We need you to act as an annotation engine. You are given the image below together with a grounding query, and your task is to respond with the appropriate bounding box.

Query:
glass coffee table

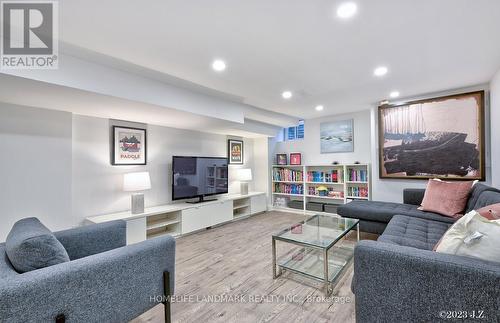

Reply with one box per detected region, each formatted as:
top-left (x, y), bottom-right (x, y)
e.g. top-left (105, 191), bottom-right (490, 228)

top-left (272, 214), bottom-right (359, 295)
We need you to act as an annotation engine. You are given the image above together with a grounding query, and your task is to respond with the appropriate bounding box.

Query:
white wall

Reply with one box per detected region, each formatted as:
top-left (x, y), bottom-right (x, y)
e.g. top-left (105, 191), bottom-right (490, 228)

top-left (0, 104), bottom-right (73, 240)
top-left (271, 86), bottom-right (492, 203)
top-left (272, 110), bottom-right (371, 165)
top-left (0, 104), bottom-right (262, 241)
top-left (72, 115), bottom-right (256, 225)
top-left (271, 107), bottom-right (437, 203)
top-left (252, 137), bottom-right (270, 204)
top-left (490, 68), bottom-right (500, 187)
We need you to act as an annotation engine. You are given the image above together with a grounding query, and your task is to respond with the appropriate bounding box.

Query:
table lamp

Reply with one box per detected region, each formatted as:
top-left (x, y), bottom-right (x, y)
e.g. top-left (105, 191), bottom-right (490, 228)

top-left (123, 172), bottom-right (151, 214)
top-left (237, 168), bottom-right (252, 195)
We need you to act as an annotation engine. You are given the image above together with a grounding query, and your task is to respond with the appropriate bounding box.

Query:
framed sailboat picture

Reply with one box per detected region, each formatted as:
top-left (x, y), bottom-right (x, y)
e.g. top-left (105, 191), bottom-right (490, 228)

top-left (378, 91), bottom-right (485, 180)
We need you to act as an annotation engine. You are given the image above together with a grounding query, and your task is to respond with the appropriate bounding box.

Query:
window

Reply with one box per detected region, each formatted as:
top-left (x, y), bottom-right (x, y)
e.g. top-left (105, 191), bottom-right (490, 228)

top-left (287, 126), bottom-right (296, 140)
top-left (283, 120), bottom-right (304, 141)
top-left (296, 120), bottom-right (304, 139)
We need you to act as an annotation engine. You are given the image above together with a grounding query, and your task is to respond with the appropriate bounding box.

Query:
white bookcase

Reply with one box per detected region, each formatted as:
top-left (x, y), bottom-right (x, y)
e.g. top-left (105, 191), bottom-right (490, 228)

top-left (271, 164), bottom-right (370, 214)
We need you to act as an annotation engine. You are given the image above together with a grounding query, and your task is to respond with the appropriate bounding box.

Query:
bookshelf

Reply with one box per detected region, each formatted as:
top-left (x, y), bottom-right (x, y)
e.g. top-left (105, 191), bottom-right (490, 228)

top-left (271, 164), bottom-right (371, 214)
top-left (344, 164), bottom-right (370, 201)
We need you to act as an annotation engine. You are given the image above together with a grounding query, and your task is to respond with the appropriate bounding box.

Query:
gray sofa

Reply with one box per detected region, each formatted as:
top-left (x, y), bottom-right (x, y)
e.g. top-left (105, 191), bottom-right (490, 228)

top-left (338, 183), bottom-right (500, 234)
top-left (339, 184), bottom-right (500, 322)
top-left (0, 220), bottom-right (176, 323)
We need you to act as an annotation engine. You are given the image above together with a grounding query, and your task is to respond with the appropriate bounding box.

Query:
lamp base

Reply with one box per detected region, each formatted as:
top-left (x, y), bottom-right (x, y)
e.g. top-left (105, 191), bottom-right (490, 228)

top-left (131, 193), bottom-right (145, 214)
top-left (240, 182), bottom-right (249, 195)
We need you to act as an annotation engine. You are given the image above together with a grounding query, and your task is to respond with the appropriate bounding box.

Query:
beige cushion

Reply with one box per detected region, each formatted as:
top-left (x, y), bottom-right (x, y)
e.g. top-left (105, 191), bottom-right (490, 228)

top-left (435, 210), bottom-right (500, 263)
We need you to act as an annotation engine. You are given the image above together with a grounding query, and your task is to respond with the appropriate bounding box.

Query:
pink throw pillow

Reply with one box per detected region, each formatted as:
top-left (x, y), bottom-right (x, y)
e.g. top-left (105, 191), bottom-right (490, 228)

top-left (476, 203), bottom-right (500, 220)
top-left (419, 179), bottom-right (473, 218)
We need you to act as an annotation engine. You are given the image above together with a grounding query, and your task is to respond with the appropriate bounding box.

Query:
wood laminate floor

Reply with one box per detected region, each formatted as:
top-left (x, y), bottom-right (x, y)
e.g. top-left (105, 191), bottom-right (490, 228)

top-left (132, 211), bottom-right (376, 323)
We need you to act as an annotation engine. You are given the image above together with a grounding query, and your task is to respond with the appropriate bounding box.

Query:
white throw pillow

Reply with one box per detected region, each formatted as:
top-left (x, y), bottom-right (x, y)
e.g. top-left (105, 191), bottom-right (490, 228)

top-left (435, 210), bottom-right (500, 263)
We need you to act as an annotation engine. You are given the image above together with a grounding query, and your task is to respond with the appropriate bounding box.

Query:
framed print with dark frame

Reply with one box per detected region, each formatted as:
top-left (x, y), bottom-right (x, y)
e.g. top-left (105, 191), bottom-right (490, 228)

top-left (289, 153), bottom-right (302, 165)
top-left (228, 139), bottom-right (244, 164)
top-left (276, 154), bottom-right (288, 165)
top-left (378, 91), bottom-right (485, 180)
top-left (112, 126), bottom-right (147, 165)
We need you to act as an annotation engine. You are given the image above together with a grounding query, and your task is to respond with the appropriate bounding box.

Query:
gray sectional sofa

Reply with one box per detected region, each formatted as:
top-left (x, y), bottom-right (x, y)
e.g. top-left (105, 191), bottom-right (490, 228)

top-left (338, 183), bottom-right (500, 322)
top-left (338, 183), bottom-right (500, 234)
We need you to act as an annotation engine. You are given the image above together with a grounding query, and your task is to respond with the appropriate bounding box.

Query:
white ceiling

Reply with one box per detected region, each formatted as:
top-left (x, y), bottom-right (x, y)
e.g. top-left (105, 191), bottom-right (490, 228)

top-left (58, 0), bottom-right (500, 119)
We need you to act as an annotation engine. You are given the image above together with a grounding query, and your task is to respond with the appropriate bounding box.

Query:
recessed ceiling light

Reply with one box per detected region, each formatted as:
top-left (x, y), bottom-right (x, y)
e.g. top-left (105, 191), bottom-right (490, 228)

top-left (315, 105), bottom-right (324, 111)
top-left (374, 66), bottom-right (388, 77)
top-left (337, 2), bottom-right (357, 19)
top-left (212, 59), bottom-right (226, 72)
top-left (282, 91), bottom-right (293, 99)
top-left (390, 91), bottom-right (400, 98)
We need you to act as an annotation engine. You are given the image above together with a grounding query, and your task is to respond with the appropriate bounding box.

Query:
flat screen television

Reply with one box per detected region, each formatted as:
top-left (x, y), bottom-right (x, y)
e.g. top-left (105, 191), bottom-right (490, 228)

top-left (172, 156), bottom-right (228, 203)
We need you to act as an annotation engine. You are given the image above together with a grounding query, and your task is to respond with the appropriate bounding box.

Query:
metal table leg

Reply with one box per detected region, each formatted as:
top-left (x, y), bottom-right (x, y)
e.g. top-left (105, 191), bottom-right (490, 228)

top-left (272, 237), bottom-right (282, 278)
top-left (272, 237), bottom-right (277, 278)
top-left (323, 248), bottom-right (331, 295)
top-left (357, 223), bottom-right (360, 241)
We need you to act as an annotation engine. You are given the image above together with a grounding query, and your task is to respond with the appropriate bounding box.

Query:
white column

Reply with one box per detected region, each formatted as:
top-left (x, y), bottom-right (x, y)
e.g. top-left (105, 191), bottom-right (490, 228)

top-left (491, 68), bottom-right (500, 187)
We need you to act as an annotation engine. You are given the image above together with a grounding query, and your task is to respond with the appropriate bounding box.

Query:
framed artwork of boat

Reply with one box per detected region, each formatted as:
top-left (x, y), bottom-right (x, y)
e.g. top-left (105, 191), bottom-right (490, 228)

top-left (378, 91), bottom-right (485, 180)
top-left (112, 126), bottom-right (147, 165)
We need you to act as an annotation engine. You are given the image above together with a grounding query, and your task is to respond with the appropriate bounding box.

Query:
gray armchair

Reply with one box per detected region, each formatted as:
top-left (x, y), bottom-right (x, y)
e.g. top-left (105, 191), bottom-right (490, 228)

top-left (0, 220), bottom-right (175, 323)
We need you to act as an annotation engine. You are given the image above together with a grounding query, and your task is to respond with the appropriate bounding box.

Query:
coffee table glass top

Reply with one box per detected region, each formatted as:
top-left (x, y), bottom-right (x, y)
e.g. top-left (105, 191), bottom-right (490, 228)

top-left (273, 214), bottom-right (359, 249)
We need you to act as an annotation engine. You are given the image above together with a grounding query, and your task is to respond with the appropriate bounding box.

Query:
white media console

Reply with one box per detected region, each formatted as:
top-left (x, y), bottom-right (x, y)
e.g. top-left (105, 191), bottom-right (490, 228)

top-left (86, 192), bottom-right (267, 244)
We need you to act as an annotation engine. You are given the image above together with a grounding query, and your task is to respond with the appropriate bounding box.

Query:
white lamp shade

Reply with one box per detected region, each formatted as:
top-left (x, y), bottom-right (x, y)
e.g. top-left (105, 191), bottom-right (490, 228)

top-left (237, 169), bottom-right (253, 181)
top-left (123, 172), bottom-right (151, 192)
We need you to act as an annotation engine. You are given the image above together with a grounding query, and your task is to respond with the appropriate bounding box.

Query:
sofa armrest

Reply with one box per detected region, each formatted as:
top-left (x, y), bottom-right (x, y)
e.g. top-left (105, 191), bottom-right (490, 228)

top-left (0, 235), bottom-right (175, 322)
top-left (403, 188), bottom-right (425, 205)
top-left (54, 220), bottom-right (126, 260)
top-left (353, 240), bottom-right (500, 322)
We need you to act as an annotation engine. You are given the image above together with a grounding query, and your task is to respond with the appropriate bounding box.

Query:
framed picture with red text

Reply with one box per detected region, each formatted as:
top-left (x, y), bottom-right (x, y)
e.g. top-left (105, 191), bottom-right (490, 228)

top-left (228, 139), bottom-right (244, 164)
top-left (112, 126), bottom-right (147, 165)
